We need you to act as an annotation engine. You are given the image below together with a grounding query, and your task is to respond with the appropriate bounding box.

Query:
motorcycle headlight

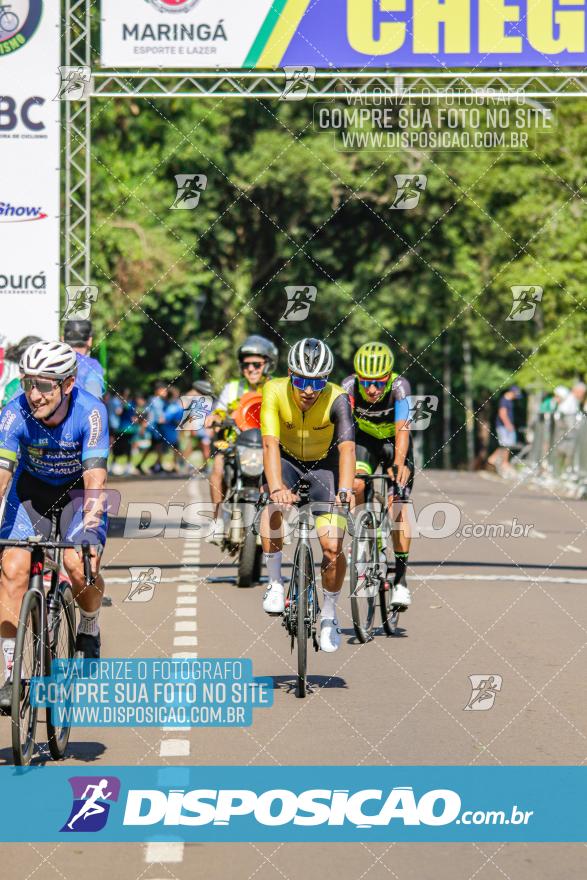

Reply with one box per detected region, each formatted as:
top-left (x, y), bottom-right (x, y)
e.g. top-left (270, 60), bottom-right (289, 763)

top-left (238, 447), bottom-right (264, 476)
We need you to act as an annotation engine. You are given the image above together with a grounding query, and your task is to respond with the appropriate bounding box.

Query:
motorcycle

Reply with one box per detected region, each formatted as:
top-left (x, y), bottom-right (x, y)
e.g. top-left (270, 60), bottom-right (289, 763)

top-left (213, 393), bottom-right (264, 588)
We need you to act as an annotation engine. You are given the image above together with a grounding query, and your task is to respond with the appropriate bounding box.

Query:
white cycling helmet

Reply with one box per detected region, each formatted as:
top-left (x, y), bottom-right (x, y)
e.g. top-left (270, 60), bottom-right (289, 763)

top-left (19, 341), bottom-right (78, 380)
top-left (288, 338), bottom-right (334, 378)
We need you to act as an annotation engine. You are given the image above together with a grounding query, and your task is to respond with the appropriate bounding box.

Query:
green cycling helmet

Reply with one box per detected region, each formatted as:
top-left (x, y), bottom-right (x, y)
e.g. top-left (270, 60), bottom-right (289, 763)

top-left (354, 342), bottom-right (394, 379)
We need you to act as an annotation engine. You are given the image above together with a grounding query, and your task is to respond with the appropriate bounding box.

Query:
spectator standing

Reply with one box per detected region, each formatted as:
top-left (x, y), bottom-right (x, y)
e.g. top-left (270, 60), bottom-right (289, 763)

top-left (488, 385), bottom-right (522, 474)
top-left (63, 319), bottom-right (105, 398)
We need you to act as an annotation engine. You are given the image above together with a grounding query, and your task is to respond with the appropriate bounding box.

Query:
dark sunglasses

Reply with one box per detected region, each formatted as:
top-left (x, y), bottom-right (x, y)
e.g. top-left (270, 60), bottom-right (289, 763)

top-left (291, 375), bottom-right (327, 392)
top-left (358, 376), bottom-right (389, 390)
top-left (22, 377), bottom-right (61, 394)
top-left (242, 360), bottom-right (264, 370)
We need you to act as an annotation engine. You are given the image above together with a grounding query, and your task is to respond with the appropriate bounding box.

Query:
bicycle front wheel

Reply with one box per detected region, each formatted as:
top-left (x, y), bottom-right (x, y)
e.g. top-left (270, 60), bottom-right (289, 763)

top-left (350, 509), bottom-right (378, 643)
top-left (292, 541), bottom-right (313, 698)
top-left (11, 590), bottom-right (43, 766)
top-left (47, 582), bottom-right (76, 760)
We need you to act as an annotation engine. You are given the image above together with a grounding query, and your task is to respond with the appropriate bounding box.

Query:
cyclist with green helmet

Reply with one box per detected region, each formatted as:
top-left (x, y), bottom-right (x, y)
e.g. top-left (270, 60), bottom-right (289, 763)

top-left (342, 342), bottom-right (414, 610)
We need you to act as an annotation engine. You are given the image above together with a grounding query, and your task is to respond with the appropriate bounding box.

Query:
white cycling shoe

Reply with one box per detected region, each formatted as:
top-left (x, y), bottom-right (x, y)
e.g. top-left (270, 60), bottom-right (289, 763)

top-left (390, 582), bottom-right (412, 608)
top-left (320, 618), bottom-right (341, 653)
top-left (262, 581), bottom-right (285, 615)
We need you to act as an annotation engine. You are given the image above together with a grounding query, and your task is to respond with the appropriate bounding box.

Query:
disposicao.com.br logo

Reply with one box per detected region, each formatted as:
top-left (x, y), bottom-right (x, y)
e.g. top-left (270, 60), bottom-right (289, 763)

top-left (122, 786), bottom-right (533, 829)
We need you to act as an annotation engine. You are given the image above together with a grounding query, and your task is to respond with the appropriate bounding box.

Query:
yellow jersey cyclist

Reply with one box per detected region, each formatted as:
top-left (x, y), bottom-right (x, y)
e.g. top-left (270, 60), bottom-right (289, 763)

top-left (206, 335), bottom-right (278, 545)
top-left (0, 342), bottom-right (109, 708)
top-left (260, 338), bottom-right (355, 653)
top-left (342, 342), bottom-right (414, 610)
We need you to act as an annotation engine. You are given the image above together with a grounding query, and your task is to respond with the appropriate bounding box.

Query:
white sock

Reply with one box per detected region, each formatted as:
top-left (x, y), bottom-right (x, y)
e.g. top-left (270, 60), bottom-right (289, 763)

top-left (77, 609), bottom-right (100, 637)
top-left (322, 589), bottom-right (341, 621)
top-left (263, 551), bottom-right (283, 584)
top-left (1, 637), bottom-right (15, 680)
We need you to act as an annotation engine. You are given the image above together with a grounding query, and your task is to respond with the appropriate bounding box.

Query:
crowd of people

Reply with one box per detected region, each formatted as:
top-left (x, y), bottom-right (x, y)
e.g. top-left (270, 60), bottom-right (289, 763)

top-left (105, 380), bottom-right (215, 476)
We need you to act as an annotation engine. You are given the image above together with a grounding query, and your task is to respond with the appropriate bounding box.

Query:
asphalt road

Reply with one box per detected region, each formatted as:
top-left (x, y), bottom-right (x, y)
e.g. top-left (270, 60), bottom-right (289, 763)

top-left (1, 469), bottom-right (586, 878)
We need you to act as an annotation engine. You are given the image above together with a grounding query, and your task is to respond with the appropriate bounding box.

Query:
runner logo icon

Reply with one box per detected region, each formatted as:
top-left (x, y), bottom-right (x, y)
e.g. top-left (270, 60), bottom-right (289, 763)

top-left (61, 776), bottom-right (121, 832)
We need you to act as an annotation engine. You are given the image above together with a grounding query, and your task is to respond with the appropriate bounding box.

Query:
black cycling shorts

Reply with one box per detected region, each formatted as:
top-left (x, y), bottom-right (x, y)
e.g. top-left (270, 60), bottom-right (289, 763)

top-left (354, 429), bottom-right (415, 497)
top-left (262, 453), bottom-right (339, 507)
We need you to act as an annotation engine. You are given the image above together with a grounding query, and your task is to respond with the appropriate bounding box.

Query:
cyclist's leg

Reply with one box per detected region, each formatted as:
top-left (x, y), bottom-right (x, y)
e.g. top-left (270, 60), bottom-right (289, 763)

top-left (60, 485), bottom-right (107, 656)
top-left (0, 473), bottom-right (54, 693)
top-left (308, 464), bottom-right (346, 651)
top-left (384, 437), bottom-right (414, 601)
top-left (260, 458), bottom-right (300, 613)
top-left (209, 451), bottom-right (225, 518)
top-left (354, 432), bottom-right (379, 506)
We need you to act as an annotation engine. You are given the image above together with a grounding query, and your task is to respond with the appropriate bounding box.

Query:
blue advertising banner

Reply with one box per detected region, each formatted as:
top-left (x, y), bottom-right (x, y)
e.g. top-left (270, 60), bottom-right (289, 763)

top-left (2, 766), bottom-right (586, 842)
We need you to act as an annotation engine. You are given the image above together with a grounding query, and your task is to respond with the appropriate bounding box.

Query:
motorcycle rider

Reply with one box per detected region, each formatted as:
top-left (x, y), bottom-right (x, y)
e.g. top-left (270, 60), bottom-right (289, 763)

top-left (206, 335), bottom-right (278, 544)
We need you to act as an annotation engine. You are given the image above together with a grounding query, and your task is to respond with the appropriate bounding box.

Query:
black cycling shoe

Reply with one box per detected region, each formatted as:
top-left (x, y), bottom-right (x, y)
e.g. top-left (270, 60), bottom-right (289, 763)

top-left (75, 632), bottom-right (101, 659)
top-left (0, 678), bottom-right (13, 713)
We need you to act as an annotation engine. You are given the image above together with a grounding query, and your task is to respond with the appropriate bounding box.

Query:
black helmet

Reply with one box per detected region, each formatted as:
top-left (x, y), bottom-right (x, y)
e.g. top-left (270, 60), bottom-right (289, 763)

top-left (63, 319), bottom-right (92, 345)
top-left (238, 335), bottom-right (278, 375)
top-left (192, 380), bottom-right (214, 397)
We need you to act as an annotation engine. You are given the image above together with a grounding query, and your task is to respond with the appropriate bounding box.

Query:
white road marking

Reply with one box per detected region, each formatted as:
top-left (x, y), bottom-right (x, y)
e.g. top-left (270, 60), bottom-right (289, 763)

top-left (177, 596), bottom-right (198, 605)
top-left (175, 607), bottom-right (197, 617)
top-left (178, 584), bottom-right (198, 593)
top-left (475, 509), bottom-right (491, 515)
top-left (162, 726), bottom-right (190, 732)
top-left (558, 544), bottom-right (581, 554)
top-left (175, 621), bottom-right (197, 632)
top-left (417, 574), bottom-right (587, 584)
top-left (172, 651), bottom-right (199, 658)
top-left (174, 636), bottom-right (198, 646)
top-left (144, 842), bottom-right (185, 863)
top-left (530, 530), bottom-right (547, 539)
top-left (159, 739), bottom-right (190, 758)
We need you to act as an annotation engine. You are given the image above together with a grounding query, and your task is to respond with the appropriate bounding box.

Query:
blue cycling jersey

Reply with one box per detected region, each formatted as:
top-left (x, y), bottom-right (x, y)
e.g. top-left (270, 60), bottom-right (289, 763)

top-left (75, 351), bottom-right (105, 398)
top-left (0, 387), bottom-right (109, 485)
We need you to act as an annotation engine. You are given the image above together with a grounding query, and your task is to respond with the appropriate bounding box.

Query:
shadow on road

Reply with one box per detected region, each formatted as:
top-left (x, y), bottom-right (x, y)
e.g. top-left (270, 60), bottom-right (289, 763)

top-left (271, 674), bottom-right (348, 694)
top-left (0, 739), bottom-right (106, 767)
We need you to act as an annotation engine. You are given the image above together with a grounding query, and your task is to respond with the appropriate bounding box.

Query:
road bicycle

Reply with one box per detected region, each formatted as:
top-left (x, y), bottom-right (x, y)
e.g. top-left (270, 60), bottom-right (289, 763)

top-left (349, 472), bottom-right (408, 643)
top-left (0, 537), bottom-right (94, 765)
top-left (0, 6), bottom-right (19, 33)
top-left (255, 482), bottom-right (349, 698)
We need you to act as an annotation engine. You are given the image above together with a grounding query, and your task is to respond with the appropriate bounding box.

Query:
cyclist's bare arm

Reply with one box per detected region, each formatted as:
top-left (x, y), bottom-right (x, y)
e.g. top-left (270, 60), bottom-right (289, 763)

top-left (262, 435), bottom-right (296, 504)
top-left (393, 419), bottom-right (411, 486)
top-left (0, 469), bottom-right (11, 502)
top-left (337, 440), bottom-right (356, 506)
top-left (81, 466), bottom-right (108, 564)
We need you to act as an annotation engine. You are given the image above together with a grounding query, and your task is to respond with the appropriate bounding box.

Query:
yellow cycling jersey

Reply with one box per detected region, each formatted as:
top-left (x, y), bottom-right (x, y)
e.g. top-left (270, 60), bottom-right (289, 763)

top-left (260, 376), bottom-right (353, 462)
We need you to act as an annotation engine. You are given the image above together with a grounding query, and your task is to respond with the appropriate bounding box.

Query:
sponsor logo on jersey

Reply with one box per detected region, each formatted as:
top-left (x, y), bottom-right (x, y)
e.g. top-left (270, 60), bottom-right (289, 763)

top-left (0, 409), bottom-right (16, 432)
top-left (88, 409), bottom-right (102, 447)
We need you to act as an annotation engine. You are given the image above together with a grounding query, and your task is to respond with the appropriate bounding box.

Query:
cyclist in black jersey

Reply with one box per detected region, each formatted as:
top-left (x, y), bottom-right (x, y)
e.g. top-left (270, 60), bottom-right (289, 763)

top-left (342, 342), bottom-right (414, 609)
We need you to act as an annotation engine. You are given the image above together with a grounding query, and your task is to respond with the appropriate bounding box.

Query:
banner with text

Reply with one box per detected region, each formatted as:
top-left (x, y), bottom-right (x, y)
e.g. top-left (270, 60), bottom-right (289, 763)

top-left (0, 0), bottom-right (60, 346)
top-left (0, 766), bottom-right (586, 842)
top-left (100, 0), bottom-right (587, 69)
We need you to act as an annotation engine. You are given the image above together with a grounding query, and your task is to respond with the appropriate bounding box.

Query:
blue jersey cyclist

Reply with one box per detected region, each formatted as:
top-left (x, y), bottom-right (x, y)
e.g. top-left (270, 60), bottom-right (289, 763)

top-left (0, 341), bottom-right (109, 708)
top-left (342, 342), bottom-right (414, 610)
